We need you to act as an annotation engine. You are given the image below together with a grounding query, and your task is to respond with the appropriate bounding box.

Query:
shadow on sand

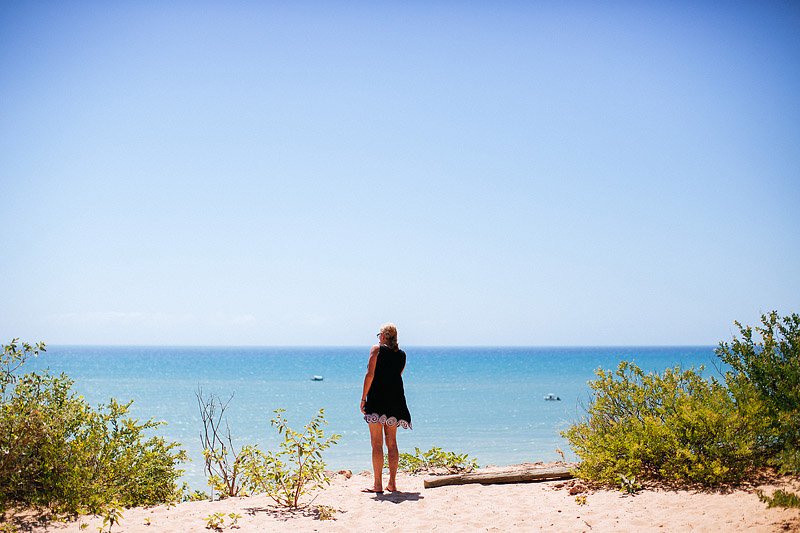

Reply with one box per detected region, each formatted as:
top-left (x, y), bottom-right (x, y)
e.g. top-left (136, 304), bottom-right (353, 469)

top-left (370, 491), bottom-right (423, 504)
top-left (243, 505), bottom-right (320, 521)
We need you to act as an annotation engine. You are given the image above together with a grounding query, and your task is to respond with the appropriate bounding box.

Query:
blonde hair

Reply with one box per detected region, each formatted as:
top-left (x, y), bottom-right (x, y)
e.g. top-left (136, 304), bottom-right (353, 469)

top-left (379, 323), bottom-right (399, 351)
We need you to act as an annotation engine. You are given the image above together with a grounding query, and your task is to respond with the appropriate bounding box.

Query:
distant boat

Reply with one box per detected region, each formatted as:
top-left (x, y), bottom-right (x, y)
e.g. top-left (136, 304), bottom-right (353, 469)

top-left (311, 375), bottom-right (324, 381)
top-left (543, 393), bottom-right (561, 401)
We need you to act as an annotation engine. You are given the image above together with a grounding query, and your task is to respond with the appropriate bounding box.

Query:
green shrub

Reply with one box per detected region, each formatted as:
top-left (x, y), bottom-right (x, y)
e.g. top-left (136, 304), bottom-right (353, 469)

top-left (757, 489), bottom-right (800, 509)
top-left (240, 408), bottom-right (340, 508)
top-left (562, 361), bottom-right (764, 487)
top-left (204, 512), bottom-right (226, 530)
top-left (99, 505), bottom-right (123, 532)
top-left (202, 512), bottom-right (242, 531)
top-left (391, 447), bottom-right (478, 474)
top-left (315, 504), bottom-right (336, 520)
top-left (0, 339), bottom-right (186, 515)
top-left (716, 312), bottom-right (800, 473)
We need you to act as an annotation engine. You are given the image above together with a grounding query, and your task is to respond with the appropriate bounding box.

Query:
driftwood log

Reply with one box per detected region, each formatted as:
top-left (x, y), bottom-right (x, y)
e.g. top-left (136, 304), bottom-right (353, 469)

top-left (423, 464), bottom-right (574, 489)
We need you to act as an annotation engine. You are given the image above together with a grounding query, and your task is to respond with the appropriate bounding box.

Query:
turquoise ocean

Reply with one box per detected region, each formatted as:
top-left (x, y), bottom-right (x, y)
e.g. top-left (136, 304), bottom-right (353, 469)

top-left (27, 345), bottom-right (720, 490)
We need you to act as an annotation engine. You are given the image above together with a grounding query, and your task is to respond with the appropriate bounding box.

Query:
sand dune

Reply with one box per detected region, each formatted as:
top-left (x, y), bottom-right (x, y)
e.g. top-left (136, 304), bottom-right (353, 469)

top-left (29, 468), bottom-right (800, 532)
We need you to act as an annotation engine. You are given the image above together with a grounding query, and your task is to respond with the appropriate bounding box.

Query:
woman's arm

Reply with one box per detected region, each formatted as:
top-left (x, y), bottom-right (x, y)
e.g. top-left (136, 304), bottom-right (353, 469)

top-left (360, 345), bottom-right (379, 413)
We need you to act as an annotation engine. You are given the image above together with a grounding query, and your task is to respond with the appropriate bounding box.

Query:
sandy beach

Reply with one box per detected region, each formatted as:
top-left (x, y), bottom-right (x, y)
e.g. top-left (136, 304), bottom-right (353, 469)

top-left (23, 466), bottom-right (799, 532)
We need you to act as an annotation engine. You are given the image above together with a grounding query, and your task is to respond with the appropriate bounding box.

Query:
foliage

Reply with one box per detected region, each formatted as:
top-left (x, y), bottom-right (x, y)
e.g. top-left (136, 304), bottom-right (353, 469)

top-left (617, 473), bottom-right (641, 494)
top-left (0, 339), bottom-right (186, 516)
top-left (716, 311), bottom-right (800, 473)
top-left (392, 446), bottom-right (478, 474)
top-left (316, 505), bottom-right (337, 520)
top-left (204, 512), bottom-right (242, 530)
top-left (181, 486), bottom-right (210, 502)
top-left (204, 512), bottom-right (226, 531)
top-left (98, 505), bottom-right (122, 532)
top-left (240, 408), bottom-right (340, 508)
top-left (562, 361), bottom-right (765, 486)
top-left (757, 489), bottom-right (800, 509)
top-left (563, 312), bottom-right (800, 488)
top-left (575, 495), bottom-right (587, 506)
top-left (196, 389), bottom-right (246, 498)
top-left (0, 338), bottom-right (46, 397)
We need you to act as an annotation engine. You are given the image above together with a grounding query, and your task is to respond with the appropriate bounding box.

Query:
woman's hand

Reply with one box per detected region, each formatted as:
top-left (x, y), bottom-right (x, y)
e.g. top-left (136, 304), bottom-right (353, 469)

top-left (360, 399), bottom-right (366, 414)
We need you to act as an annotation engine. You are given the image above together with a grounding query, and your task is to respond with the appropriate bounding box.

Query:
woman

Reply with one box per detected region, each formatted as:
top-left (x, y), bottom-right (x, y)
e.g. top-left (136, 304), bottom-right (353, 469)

top-left (360, 323), bottom-right (412, 493)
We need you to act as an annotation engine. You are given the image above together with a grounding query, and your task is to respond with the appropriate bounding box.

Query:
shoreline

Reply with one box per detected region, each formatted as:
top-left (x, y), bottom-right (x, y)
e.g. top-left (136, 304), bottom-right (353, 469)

top-left (15, 466), bottom-right (800, 532)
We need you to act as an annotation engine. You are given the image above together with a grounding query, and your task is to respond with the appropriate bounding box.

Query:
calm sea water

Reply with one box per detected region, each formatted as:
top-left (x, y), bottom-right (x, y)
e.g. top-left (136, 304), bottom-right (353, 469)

top-left (26, 345), bottom-right (719, 490)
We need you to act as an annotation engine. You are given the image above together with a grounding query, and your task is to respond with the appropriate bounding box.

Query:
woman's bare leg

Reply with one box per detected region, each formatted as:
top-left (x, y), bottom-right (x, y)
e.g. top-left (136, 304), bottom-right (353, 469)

top-left (384, 424), bottom-right (399, 491)
top-left (368, 422), bottom-right (384, 491)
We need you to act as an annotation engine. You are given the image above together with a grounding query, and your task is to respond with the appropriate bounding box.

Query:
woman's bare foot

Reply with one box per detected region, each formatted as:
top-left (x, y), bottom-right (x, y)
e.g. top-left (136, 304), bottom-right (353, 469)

top-left (386, 484), bottom-right (397, 492)
top-left (361, 487), bottom-right (383, 494)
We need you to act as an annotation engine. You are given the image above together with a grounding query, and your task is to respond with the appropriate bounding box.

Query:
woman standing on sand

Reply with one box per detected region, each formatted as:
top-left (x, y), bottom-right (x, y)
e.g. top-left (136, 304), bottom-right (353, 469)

top-left (360, 323), bottom-right (412, 493)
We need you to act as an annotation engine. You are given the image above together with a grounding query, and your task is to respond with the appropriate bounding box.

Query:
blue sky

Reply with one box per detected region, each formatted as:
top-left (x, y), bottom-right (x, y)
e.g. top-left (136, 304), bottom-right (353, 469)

top-left (1, 1), bottom-right (798, 346)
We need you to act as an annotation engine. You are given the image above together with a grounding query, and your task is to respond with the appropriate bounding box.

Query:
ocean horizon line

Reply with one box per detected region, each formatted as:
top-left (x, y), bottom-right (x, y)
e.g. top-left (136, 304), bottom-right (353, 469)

top-left (40, 343), bottom-right (719, 349)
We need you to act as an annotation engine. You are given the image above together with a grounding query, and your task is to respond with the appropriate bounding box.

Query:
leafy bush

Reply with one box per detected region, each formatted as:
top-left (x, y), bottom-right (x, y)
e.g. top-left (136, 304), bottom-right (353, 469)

top-left (562, 361), bottom-right (765, 486)
top-left (0, 339), bottom-right (186, 515)
top-left (392, 446), bottom-right (478, 474)
top-left (563, 312), bottom-right (800, 488)
top-left (757, 489), bottom-right (800, 509)
top-left (240, 408), bottom-right (340, 508)
top-left (716, 312), bottom-right (800, 473)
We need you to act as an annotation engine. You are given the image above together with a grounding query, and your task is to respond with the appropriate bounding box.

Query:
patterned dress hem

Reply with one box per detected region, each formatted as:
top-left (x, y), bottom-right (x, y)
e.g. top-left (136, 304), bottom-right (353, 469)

top-left (363, 413), bottom-right (412, 430)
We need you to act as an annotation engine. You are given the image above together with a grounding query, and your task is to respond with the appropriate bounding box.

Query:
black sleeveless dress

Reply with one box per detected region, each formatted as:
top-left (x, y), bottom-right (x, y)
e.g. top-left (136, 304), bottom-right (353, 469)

top-left (363, 345), bottom-right (412, 429)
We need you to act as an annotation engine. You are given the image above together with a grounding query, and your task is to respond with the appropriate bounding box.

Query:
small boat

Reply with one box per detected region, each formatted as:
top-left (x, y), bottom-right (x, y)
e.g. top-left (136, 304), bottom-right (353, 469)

top-left (311, 375), bottom-right (324, 381)
top-left (543, 393), bottom-right (561, 401)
